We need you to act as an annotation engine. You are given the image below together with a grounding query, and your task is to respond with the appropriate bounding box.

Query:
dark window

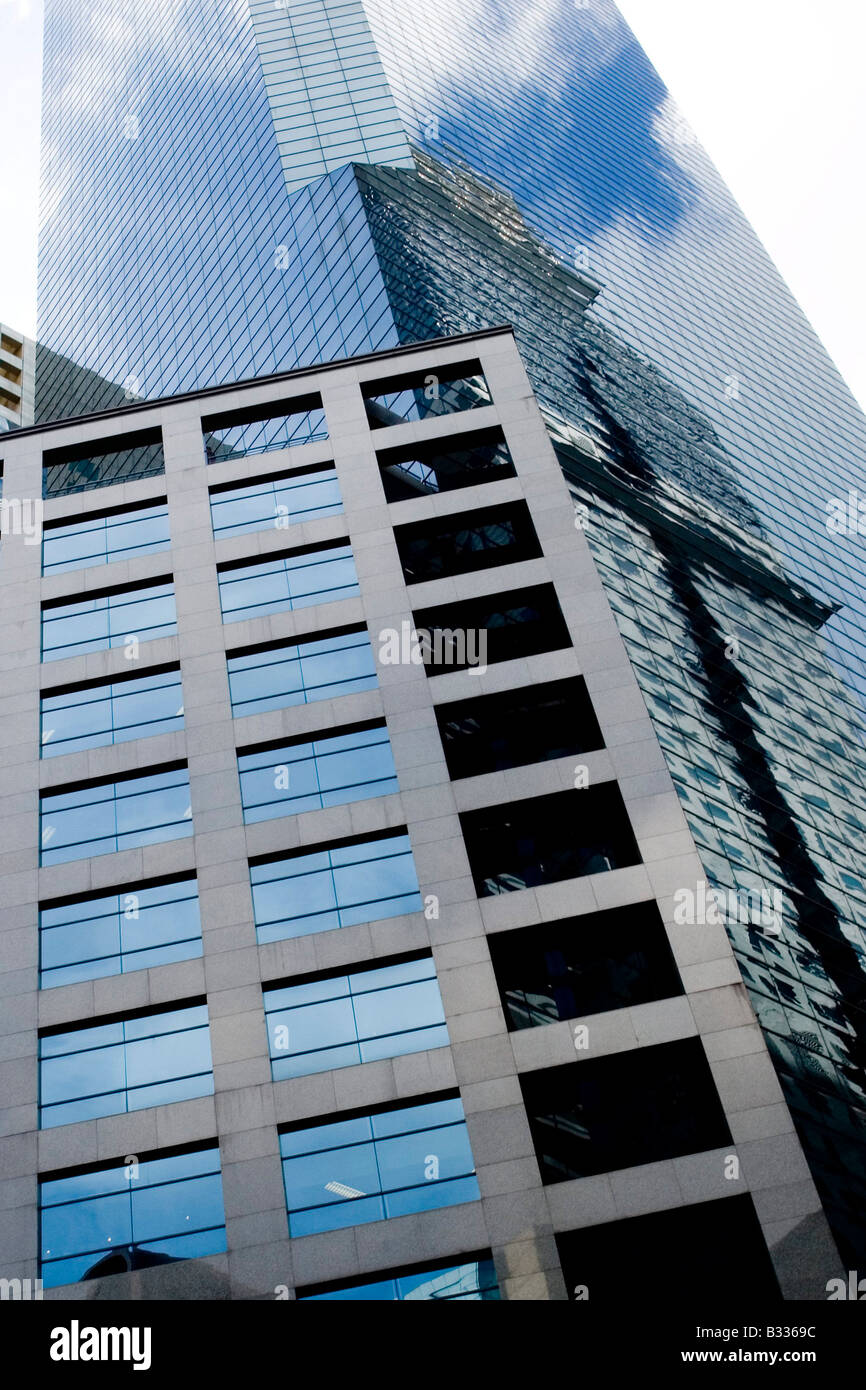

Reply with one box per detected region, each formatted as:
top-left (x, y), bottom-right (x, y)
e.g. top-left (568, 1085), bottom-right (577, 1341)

top-left (377, 426), bottom-right (515, 501)
top-left (362, 359), bottom-right (491, 429)
top-left (394, 500), bottom-right (541, 584)
top-left (460, 786), bottom-right (640, 896)
top-left (413, 583), bottom-right (571, 675)
top-left (43, 427), bottom-right (164, 499)
top-left (202, 391), bottom-right (326, 462)
top-left (555, 1197), bottom-right (780, 1303)
top-left (298, 1252), bottom-right (500, 1301)
top-left (489, 903), bottom-right (683, 1030)
top-left (435, 676), bottom-right (602, 779)
top-left (520, 1039), bottom-right (731, 1182)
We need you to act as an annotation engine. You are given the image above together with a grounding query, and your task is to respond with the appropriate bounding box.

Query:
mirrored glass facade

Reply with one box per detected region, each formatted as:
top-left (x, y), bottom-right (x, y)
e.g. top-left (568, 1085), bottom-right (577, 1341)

top-left (35, 0), bottom-right (866, 1270)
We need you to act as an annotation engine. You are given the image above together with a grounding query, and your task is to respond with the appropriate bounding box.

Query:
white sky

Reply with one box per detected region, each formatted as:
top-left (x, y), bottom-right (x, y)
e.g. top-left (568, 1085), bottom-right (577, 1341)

top-left (1, 0), bottom-right (864, 409)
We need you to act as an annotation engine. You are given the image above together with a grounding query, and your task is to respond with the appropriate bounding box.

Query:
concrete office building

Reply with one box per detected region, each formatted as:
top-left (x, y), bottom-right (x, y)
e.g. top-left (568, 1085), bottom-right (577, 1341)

top-left (0, 329), bottom-right (843, 1301)
top-left (0, 322), bottom-right (35, 431)
top-left (32, 0), bottom-right (866, 1271)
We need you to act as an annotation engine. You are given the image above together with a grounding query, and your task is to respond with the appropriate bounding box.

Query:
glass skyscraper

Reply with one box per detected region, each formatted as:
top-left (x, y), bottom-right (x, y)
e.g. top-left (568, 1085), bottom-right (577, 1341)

top-left (35, 0), bottom-right (866, 1270)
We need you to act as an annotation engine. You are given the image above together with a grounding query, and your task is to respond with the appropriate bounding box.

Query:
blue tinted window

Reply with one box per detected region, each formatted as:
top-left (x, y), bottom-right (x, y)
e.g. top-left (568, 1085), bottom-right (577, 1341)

top-left (239, 724), bottom-right (397, 824)
top-left (41, 667), bottom-right (184, 757)
top-left (42, 582), bottom-right (177, 662)
top-left (251, 832), bottom-right (422, 943)
top-left (299, 1256), bottom-right (500, 1300)
top-left (210, 465), bottom-right (341, 540)
top-left (218, 543), bottom-right (358, 624)
top-left (280, 1097), bottom-right (479, 1236)
top-left (40, 766), bottom-right (193, 866)
top-left (40, 1146), bottom-right (225, 1288)
top-left (265, 955), bottom-right (447, 1079)
top-left (227, 629), bottom-right (376, 718)
top-left (39, 878), bottom-right (202, 989)
top-left (40, 1004), bottom-right (213, 1128)
top-left (204, 403), bottom-right (327, 462)
top-left (42, 503), bottom-right (170, 575)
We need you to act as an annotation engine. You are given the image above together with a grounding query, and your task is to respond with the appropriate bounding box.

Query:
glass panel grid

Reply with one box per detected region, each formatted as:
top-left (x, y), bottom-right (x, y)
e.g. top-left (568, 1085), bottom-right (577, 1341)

top-left (265, 955), bottom-right (447, 1079)
top-left (251, 832), bottom-right (422, 943)
top-left (280, 1097), bottom-right (479, 1235)
top-left (218, 544), bottom-right (358, 623)
top-left (239, 724), bottom-right (397, 823)
top-left (39, 1147), bottom-right (225, 1289)
top-left (39, 879), bottom-right (202, 990)
top-left (40, 767), bottom-right (193, 866)
top-left (39, 1004), bottom-right (213, 1128)
top-left (41, 668), bottom-right (184, 757)
top-left (227, 629), bottom-right (376, 717)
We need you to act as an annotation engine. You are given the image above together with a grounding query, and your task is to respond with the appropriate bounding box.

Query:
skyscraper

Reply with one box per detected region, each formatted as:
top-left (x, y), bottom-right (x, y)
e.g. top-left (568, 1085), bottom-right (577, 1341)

top-left (19, 0), bottom-right (866, 1287)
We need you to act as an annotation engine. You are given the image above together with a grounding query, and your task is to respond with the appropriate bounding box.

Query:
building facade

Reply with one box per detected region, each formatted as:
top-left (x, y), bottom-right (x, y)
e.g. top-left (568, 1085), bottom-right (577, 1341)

top-left (0, 330), bottom-right (844, 1300)
top-left (0, 322), bottom-right (35, 431)
top-left (28, 0), bottom-right (866, 1273)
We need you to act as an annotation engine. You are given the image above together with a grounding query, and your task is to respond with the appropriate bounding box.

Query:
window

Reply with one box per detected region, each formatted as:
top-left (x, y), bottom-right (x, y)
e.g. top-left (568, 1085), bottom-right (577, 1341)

top-left (251, 831), bottom-right (422, 944)
top-left (520, 1040), bottom-right (731, 1182)
top-left (42, 500), bottom-right (169, 575)
top-left (227, 628), bottom-right (376, 719)
top-left (42, 580), bottom-right (177, 662)
top-left (362, 359), bottom-right (491, 429)
top-left (217, 542), bottom-right (358, 624)
top-left (265, 954), bottom-right (447, 1080)
top-left (41, 666), bottom-right (183, 757)
top-left (377, 426), bottom-right (515, 501)
top-left (40, 1145), bottom-right (226, 1289)
top-left (394, 501), bottom-right (542, 584)
top-left (413, 583), bottom-right (571, 674)
top-left (40, 764), bottom-right (192, 866)
top-left (280, 1095), bottom-right (479, 1236)
top-left (555, 1198), bottom-right (780, 1304)
top-left (460, 786), bottom-right (640, 896)
top-left (39, 1002), bottom-right (213, 1128)
top-left (488, 904), bottom-right (683, 1030)
top-left (298, 1254), bottom-right (500, 1301)
top-left (42, 426), bottom-right (164, 499)
top-left (39, 876), bottom-right (202, 989)
top-left (238, 722), bottom-right (397, 824)
top-left (435, 677), bottom-right (603, 779)
top-left (209, 464), bottom-right (341, 540)
top-left (202, 391), bottom-right (326, 462)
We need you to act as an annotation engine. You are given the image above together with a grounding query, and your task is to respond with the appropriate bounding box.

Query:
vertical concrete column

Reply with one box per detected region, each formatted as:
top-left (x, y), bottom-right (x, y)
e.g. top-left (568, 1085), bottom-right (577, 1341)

top-left (0, 438), bottom-right (44, 1287)
top-left (160, 406), bottom-right (286, 1299)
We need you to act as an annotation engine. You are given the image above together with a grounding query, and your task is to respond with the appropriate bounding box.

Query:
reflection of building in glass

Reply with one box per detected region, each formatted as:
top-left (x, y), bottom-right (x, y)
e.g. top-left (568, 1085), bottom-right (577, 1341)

top-left (22, 0), bottom-right (866, 1293)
